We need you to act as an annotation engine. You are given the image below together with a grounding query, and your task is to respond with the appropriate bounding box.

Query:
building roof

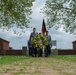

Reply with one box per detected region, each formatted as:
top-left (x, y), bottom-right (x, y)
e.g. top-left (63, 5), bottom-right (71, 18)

top-left (0, 38), bottom-right (9, 43)
top-left (72, 40), bottom-right (76, 43)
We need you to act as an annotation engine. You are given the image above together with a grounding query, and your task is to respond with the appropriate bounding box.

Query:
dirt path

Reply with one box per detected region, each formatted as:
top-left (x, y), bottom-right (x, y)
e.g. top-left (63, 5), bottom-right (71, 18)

top-left (0, 57), bottom-right (76, 75)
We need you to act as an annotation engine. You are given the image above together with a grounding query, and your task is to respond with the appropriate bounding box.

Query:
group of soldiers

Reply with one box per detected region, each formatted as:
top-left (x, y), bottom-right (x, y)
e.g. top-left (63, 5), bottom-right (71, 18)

top-left (28, 28), bottom-right (52, 57)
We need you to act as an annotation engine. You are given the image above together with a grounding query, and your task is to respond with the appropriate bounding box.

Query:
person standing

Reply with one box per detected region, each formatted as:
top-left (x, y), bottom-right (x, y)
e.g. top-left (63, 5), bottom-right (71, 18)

top-left (29, 28), bottom-right (38, 57)
top-left (45, 31), bottom-right (52, 56)
top-left (27, 39), bottom-right (32, 56)
top-left (38, 33), bottom-right (43, 57)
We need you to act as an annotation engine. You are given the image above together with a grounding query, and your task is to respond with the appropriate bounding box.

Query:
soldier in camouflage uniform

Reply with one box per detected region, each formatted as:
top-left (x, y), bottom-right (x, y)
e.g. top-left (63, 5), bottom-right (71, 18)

top-left (29, 28), bottom-right (38, 57)
top-left (27, 39), bottom-right (32, 56)
top-left (45, 31), bottom-right (52, 56)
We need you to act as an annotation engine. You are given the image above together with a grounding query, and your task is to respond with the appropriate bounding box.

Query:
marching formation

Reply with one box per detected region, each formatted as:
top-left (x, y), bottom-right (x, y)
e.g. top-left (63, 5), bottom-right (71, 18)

top-left (28, 28), bottom-right (52, 57)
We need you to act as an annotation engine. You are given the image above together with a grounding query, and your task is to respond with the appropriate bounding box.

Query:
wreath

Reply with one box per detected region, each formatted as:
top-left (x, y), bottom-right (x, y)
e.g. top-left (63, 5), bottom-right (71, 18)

top-left (32, 34), bottom-right (47, 49)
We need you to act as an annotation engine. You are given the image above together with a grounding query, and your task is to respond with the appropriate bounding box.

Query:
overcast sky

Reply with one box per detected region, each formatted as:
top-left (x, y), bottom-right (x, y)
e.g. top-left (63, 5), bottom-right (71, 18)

top-left (0, 0), bottom-right (76, 49)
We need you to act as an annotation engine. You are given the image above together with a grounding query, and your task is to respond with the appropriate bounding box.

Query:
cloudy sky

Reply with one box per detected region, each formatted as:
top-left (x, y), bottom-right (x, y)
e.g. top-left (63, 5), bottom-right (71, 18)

top-left (0, 0), bottom-right (76, 49)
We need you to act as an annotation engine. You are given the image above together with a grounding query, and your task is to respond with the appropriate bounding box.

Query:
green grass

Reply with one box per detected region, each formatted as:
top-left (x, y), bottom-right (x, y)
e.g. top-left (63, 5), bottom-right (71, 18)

top-left (0, 55), bottom-right (76, 66)
top-left (51, 55), bottom-right (76, 62)
top-left (0, 56), bottom-right (30, 66)
top-left (0, 55), bottom-right (76, 75)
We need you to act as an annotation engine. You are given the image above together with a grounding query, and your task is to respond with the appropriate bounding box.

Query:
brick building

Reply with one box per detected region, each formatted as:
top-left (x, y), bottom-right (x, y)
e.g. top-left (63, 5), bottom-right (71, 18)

top-left (0, 38), bottom-right (9, 50)
top-left (72, 40), bottom-right (76, 50)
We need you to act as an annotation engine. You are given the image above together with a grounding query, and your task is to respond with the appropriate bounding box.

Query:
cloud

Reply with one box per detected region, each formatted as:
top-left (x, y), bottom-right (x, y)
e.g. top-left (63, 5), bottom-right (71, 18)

top-left (0, 0), bottom-right (76, 49)
top-left (49, 27), bottom-right (76, 49)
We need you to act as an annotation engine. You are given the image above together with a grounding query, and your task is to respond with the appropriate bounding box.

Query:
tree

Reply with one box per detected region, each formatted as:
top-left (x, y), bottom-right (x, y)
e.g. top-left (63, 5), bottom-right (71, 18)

top-left (0, 0), bottom-right (35, 31)
top-left (42, 0), bottom-right (76, 34)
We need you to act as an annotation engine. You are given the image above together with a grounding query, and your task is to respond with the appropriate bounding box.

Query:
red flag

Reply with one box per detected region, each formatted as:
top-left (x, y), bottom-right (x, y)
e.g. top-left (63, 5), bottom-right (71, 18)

top-left (41, 19), bottom-right (46, 35)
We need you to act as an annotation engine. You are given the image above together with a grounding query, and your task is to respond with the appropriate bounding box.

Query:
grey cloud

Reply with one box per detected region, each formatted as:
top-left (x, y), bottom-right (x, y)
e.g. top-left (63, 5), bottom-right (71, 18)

top-left (0, 0), bottom-right (76, 49)
top-left (49, 28), bottom-right (76, 49)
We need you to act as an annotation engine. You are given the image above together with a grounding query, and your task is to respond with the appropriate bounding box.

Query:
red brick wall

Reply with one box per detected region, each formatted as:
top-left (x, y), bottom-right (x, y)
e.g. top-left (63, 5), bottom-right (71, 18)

top-left (0, 50), bottom-right (22, 55)
top-left (0, 49), bottom-right (76, 55)
top-left (0, 39), bottom-right (9, 50)
top-left (73, 42), bottom-right (76, 50)
top-left (0, 39), bottom-right (3, 50)
top-left (3, 41), bottom-right (9, 50)
top-left (6, 50), bottom-right (22, 55)
top-left (58, 50), bottom-right (76, 55)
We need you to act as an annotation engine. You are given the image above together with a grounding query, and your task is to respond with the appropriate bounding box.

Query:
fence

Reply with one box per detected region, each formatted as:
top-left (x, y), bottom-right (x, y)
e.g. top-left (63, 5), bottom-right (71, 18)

top-left (0, 47), bottom-right (76, 55)
top-left (0, 47), bottom-right (28, 55)
top-left (58, 49), bottom-right (76, 55)
top-left (53, 49), bottom-right (76, 55)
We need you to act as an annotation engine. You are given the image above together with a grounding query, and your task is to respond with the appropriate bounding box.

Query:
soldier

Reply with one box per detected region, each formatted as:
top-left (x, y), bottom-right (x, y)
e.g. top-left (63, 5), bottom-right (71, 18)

top-left (29, 28), bottom-right (38, 57)
top-left (45, 31), bottom-right (52, 56)
top-left (27, 39), bottom-right (32, 56)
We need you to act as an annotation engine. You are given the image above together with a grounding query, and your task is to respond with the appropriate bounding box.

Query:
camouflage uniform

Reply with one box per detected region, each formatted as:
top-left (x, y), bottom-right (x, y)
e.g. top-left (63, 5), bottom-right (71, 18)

top-left (30, 32), bottom-right (38, 57)
top-left (45, 34), bottom-right (52, 56)
top-left (27, 40), bottom-right (32, 56)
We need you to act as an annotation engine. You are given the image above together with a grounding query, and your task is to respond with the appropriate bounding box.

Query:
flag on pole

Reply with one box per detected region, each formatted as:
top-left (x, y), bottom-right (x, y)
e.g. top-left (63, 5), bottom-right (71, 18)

top-left (41, 19), bottom-right (46, 35)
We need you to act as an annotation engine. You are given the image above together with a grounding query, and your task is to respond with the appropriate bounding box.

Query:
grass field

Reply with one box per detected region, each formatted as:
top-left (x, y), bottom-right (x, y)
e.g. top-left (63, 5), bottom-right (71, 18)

top-left (0, 55), bottom-right (76, 75)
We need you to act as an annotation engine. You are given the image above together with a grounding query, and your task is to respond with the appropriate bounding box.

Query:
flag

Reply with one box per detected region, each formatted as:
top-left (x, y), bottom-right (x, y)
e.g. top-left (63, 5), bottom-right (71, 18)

top-left (41, 19), bottom-right (46, 35)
